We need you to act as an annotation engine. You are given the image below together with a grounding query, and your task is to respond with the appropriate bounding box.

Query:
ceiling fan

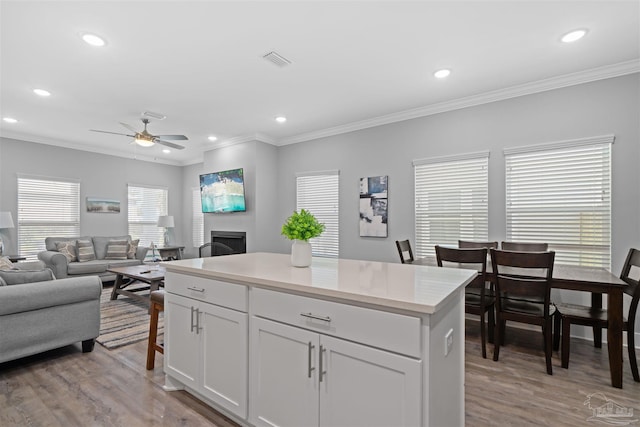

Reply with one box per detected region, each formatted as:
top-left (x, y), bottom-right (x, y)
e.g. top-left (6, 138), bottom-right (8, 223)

top-left (90, 118), bottom-right (188, 150)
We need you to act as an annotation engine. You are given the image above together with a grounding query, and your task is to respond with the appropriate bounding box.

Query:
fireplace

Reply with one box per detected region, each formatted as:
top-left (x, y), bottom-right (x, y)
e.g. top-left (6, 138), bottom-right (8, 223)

top-left (210, 231), bottom-right (246, 256)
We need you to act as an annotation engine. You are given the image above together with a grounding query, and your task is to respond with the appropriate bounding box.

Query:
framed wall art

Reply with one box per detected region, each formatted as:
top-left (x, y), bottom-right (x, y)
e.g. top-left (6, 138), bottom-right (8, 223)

top-left (86, 197), bottom-right (120, 213)
top-left (359, 175), bottom-right (388, 237)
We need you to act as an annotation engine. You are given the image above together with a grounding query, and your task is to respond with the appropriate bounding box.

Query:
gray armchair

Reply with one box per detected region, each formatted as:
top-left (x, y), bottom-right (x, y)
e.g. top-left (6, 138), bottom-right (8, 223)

top-left (0, 261), bottom-right (101, 363)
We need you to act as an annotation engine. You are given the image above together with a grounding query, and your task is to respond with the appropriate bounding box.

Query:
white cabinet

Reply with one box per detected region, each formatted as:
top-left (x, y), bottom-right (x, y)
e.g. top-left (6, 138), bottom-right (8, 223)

top-left (250, 294), bottom-right (421, 427)
top-left (164, 274), bottom-right (248, 419)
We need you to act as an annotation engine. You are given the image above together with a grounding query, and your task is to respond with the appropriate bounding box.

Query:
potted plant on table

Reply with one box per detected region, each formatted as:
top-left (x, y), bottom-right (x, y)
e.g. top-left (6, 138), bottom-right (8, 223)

top-left (281, 209), bottom-right (325, 267)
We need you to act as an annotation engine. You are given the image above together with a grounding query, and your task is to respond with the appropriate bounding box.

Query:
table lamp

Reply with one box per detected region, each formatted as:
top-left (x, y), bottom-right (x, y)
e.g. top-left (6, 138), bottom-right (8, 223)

top-left (157, 215), bottom-right (174, 246)
top-left (0, 211), bottom-right (15, 256)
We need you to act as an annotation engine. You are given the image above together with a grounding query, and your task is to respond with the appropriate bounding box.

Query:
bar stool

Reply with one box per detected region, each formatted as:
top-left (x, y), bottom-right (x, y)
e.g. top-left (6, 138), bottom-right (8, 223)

top-left (146, 289), bottom-right (165, 370)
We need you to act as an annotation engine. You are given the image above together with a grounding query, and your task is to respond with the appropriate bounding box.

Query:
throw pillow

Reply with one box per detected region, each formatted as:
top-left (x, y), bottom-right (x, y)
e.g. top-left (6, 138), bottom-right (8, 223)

top-left (127, 239), bottom-right (140, 259)
top-left (76, 239), bottom-right (97, 262)
top-left (0, 268), bottom-right (55, 285)
top-left (56, 241), bottom-right (77, 262)
top-left (106, 239), bottom-right (128, 260)
top-left (0, 256), bottom-right (14, 271)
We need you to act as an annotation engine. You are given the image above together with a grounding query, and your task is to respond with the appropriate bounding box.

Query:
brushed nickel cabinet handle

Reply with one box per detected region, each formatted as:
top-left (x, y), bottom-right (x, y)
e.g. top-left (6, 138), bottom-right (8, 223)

top-left (319, 345), bottom-right (327, 382)
top-left (187, 286), bottom-right (205, 293)
top-left (308, 342), bottom-right (316, 378)
top-left (190, 306), bottom-right (196, 333)
top-left (300, 312), bottom-right (331, 323)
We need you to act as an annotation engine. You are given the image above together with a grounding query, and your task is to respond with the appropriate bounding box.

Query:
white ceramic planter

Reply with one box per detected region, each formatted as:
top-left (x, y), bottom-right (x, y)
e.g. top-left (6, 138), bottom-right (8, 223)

top-left (291, 239), bottom-right (312, 267)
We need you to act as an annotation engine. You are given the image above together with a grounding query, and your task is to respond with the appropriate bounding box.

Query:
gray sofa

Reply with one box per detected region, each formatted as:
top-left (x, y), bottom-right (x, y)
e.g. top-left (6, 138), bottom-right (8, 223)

top-left (0, 261), bottom-right (102, 363)
top-left (38, 235), bottom-right (149, 283)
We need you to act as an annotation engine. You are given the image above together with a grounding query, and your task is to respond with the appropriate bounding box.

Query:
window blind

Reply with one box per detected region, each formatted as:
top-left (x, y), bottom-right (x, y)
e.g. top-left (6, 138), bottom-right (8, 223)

top-left (17, 176), bottom-right (80, 259)
top-left (128, 184), bottom-right (168, 248)
top-left (192, 187), bottom-right (204, 247)
top-left (504, 136), bottom-right (612, 268)
top-left (296, 171), bottom-right (339, 258)
top-left (414, 153), bottom-right (489, 257)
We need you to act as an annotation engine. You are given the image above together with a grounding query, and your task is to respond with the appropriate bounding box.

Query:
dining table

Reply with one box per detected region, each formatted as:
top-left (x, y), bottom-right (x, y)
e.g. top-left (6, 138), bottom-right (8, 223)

top-left (412, 255), bottom-right (628, 388)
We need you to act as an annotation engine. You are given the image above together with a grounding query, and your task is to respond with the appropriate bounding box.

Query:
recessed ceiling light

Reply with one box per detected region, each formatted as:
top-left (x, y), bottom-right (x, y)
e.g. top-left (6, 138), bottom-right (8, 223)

top-left (208, 135), bottom-right (218, 142)
top-left (81, 33), bottom-right (106, 47)
top-left (561, 29), bottom-right (588, 43)
top-left (33, 88), bottom-right (51, 97)
top-left (275, 116), bottom-right (287, 123)
top-left (434, 69), bottom-right (451, 79)
top-left (162, 149), bottom-right (171, 154)
top-left (2, 117), bottom-right (18, 123)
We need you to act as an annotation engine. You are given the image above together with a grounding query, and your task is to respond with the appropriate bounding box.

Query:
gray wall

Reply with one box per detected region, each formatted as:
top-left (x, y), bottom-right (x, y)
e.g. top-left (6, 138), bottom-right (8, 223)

top-left (0, 138), bottom-right (184, 254)
top-left (276, 73), bottom-right (640, 275)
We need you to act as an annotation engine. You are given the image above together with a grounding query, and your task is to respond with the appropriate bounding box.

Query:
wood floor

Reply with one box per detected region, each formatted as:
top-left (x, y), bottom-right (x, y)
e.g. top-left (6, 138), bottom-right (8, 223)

top-left (1, 320), bottom-right (638, 426)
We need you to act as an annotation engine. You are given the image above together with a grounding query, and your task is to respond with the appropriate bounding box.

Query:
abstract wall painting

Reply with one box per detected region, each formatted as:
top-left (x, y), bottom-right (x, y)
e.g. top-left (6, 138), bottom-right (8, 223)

top-left (359, 175), bottom-right (388, 237)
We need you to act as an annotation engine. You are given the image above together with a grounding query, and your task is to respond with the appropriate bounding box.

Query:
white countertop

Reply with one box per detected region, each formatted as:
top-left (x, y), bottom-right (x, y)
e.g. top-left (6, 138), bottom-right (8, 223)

top-left (162, 252), bottom-right (475, 314)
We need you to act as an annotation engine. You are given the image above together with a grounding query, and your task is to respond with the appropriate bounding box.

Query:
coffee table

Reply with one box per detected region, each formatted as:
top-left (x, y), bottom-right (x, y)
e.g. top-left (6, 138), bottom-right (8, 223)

top-left (108, 264), bottom-right (165, 306)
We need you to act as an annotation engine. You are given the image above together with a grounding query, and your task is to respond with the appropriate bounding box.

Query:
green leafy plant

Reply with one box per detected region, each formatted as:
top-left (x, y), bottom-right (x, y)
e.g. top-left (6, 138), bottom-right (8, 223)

top-left (281, 209), bottom-right (325, 241)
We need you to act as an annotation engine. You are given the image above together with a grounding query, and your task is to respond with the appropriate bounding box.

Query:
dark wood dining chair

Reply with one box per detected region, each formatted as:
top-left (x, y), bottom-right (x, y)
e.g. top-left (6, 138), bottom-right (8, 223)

top-left (459, 240), bottom-right (498, 249)
top-left (395, 240), bottom-right (414, 264)
top-left (501, 241), bottom-right (548, 251)
top-left (557, 248), bottom-right (640, 381)
top-left (490, 248), bottom-right (556, 374)
top-left (436, 245), bottom-right (494, 358)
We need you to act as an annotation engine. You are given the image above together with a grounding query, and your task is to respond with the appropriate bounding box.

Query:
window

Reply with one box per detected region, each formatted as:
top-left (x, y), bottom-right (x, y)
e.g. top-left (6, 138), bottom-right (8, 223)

top-left (296, 171), bottom-right (339, 258)
top-left (17, 175), bottom-right (80, 259)
top-left (504, 135), bottom-right (612, 268)
top-left (128, 184), bottom-right (168, 248)
top-left (192, 187), bottom-right (204, 247)
top-left (414, 152), bottom-right (489, 257)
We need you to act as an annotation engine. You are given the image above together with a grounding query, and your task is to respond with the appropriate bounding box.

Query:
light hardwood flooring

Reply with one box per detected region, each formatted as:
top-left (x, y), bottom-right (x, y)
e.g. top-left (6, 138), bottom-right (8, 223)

top-left (1, 320), bottom-right (638, 426)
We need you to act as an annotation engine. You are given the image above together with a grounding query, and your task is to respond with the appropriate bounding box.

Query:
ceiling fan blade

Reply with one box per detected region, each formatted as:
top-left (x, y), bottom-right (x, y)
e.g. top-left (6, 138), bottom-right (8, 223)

top-left (155, 139), bottom-right (185, 150)
top-left (119, 122), bottom-right (139, 133)
top-left (90, 129), bottom-right (134, 137)
top-left (156, 134), bottom-right (188, 141)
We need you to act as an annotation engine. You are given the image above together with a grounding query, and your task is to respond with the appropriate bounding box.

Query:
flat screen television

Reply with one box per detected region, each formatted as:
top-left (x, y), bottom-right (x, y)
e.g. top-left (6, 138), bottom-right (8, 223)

top-left (200, 168), bottom-right (246, 213)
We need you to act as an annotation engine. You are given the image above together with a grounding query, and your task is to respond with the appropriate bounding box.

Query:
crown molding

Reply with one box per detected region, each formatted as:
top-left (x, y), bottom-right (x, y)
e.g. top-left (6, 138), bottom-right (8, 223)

top-left (277, 60), bottom-right (640, 146)
top-left (0, 130), bottom-right (183, 166)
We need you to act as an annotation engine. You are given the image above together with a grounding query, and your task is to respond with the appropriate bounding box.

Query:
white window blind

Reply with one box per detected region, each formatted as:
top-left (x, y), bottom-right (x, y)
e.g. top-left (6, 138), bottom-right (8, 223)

top-left (414, 153), bottom-right (489, 257)
top-left (18, 176), bottom-right (80, 259)
top-left (192, 187), bottom-right (204, 247)
top-left (504, 135), bottom-right (612, 268)
top-left (296, 171), bottom-right (339, 258)
top-left (128, 184), bottom-right (168, 248)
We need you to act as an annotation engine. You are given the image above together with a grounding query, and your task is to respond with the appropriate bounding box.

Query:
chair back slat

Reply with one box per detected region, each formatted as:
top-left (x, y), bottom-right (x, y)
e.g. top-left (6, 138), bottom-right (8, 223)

top-left (621, 248), bottom-right (640, 299)
top-left (501, 241), bottom-right (548, 252)
top-left (459, 240), bottom-right (498, 249)
top-left (435, 246), bottom-right (487, 290)
top-left (395, 240), bottom-right (414, 264)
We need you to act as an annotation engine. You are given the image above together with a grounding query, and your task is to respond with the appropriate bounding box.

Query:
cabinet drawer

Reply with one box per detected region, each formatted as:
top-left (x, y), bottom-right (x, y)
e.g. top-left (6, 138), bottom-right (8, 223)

top-left (165, 272), bottom-right (247, 312)
top-left (251, 288), bottom-right (421, 358)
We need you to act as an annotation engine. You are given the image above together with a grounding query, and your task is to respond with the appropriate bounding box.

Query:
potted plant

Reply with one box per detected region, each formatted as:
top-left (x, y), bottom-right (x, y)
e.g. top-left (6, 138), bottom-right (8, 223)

top-left (281, 209), bottom-right (325, 267)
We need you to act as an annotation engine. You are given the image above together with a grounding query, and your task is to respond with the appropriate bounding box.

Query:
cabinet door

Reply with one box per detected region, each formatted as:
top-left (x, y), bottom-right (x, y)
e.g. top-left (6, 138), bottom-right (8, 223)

top-left (165, 293), bottom-right (200, 388)
top-left (319, 335), bottom-right (422, 427)
top-left (200, 303), bottom-right (248, 418)
top-left (250, 317), bottom-right (319, 427)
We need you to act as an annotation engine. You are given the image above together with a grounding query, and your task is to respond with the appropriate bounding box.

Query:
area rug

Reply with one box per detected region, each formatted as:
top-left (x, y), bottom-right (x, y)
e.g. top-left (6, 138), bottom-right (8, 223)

top-left (97, 286), bottom-right (163, 349)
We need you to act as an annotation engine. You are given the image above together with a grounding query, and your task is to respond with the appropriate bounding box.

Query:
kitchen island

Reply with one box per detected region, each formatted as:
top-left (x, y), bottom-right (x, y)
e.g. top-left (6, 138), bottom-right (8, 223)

top-left (162, 252), bottom-right (475, 427)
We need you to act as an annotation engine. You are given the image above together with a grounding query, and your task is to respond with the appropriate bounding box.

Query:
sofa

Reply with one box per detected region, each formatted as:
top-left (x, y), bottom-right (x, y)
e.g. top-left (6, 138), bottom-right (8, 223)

top-left (0, 260), bottom-right (102, 363)
top-left (38, 235), bottom-right (149, 283)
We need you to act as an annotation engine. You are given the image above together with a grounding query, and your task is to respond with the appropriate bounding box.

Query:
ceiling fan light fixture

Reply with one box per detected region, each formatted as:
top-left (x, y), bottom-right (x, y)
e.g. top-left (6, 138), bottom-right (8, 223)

top-left (134, 136), bottom-right (155, 147)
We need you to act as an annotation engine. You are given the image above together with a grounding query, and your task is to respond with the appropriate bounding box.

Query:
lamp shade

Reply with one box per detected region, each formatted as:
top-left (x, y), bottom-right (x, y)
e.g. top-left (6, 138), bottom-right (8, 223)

top-left (0, 212), bottom-right (14, 229)
top-left (157, 215), bottom-right (175, 228)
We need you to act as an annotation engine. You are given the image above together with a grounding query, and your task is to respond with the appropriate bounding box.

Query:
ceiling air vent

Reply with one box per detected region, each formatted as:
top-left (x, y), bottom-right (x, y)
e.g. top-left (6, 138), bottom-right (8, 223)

top-left (263, 51), bottom-right (291, 67)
